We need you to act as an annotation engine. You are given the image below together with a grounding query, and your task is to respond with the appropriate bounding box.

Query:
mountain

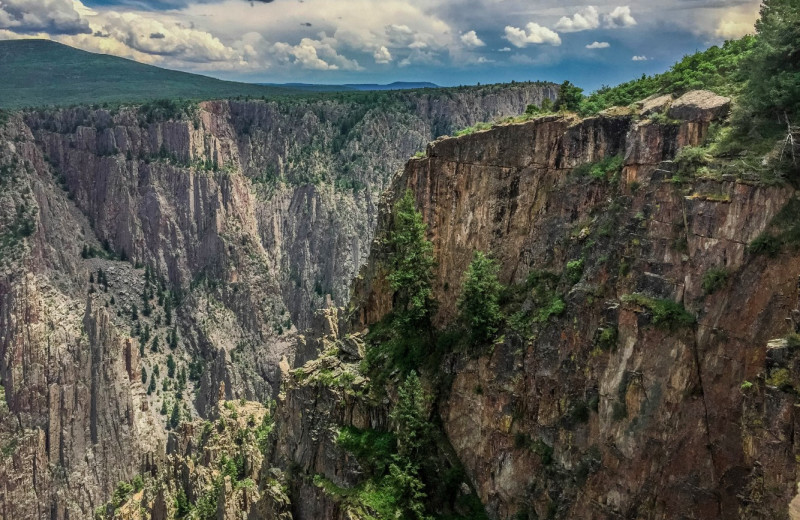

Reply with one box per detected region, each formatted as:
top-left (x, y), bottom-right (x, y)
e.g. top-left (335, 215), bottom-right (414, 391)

top-left (259, 81), bottom-right (440, 92)
top-left (0, 39), bottom-right (304, 109)
top-left (344, 81), bottom-right (439, 91)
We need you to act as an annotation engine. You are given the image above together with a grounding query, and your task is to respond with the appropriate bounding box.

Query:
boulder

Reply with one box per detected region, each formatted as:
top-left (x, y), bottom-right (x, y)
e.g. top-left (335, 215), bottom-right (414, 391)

top-left (638, 94), bottom-right (673, 116)
top-left (668, 90), bottom-right (731, 122)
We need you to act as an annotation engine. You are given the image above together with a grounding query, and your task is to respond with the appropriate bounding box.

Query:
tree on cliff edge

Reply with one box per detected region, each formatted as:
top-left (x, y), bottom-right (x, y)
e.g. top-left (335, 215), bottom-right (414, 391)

top-left (743, 0), bottom-right (800, 121)
top-left (387, 190), bottom-right (436, 328)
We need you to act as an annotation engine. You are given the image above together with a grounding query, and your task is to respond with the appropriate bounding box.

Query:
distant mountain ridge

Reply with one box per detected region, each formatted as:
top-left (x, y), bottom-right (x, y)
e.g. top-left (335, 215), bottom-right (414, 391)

top-left (0, 39), bottom-right (305, 109)
top-left (260, 81), bottom-right (440, 92)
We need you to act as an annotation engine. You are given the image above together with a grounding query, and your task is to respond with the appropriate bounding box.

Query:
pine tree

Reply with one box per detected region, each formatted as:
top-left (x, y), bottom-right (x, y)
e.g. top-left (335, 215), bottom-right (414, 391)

top-left (387, 190), bottom-right (436, 327)
top-left (167, 354), bottom-right (176, 378)
top-left (554, 80), bottom-right (584, 112)
top-left (164, 298), bottom-right (172, 325)
top-left (141, 367), bottom-right (147, 384)
top-left (458, 251), bottom-right (504, 342)
top-left (742, 0), bottom-right (800, 120)
top-left (147, 376), bottom-right (156, 395)
top-left (169, 403), bottom-right (180, 429)
top-left (160, 400), bottom-right (167, 415)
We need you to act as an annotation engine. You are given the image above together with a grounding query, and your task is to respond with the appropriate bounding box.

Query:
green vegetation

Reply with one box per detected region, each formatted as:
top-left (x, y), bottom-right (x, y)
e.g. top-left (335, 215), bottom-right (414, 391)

top-left (579, 37), bottom-right (755, 116)
top-left (740, 0), bottom-right (800, 123)
top-left (453, 121), bottom-right (492, 137)
top-left (621, 294), bottom-right (695, 330)
top-left (387, 191), bottom-right (436, 329)
top-left (458, 252), bottom-right (504, 342)
top-left (554, 81), bottom-right (584, 112)
top-left (702, 267), bottom-right (730, 295)
top-left (572, 155), bottom-right (624, 183)
top-left (748, 198), bottom-right (800, 257)
top-left (766, 367), bottom-right (792, 391)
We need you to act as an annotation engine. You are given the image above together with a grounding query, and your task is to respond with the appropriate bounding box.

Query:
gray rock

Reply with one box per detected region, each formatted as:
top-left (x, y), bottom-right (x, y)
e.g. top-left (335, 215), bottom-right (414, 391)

top-left (668, 90), bottom-right (731, 122)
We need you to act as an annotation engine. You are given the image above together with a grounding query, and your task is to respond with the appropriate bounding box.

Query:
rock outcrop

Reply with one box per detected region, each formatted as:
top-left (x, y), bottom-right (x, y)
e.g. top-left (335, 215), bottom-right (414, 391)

top-left (340, 92), bottom-right (799, 518)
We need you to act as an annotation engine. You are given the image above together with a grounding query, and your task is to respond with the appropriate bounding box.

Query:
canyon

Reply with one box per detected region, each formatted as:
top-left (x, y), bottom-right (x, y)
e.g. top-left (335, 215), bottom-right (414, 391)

top-left (0, 84), bottom-right (556, 518)
top-left (2, 78), bottom-right (800, 520)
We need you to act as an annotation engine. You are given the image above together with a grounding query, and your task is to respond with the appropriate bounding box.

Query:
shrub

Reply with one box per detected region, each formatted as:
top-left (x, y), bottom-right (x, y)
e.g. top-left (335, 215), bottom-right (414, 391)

top-left (573, 155), bottom-right (624, 182)
top-left (622, 293), bottom-right (695, 330)
top-left (748, 233), bottom-right (781, 257)
top-left (566, 258), bottom-right (585, 285)
top-left (702, 267), bottom-right (729, 295)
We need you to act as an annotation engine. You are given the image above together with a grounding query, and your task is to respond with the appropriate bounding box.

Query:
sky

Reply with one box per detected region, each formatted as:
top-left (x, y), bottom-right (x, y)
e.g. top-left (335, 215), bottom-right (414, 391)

top-left (0, 0), bottom-right (762, 91)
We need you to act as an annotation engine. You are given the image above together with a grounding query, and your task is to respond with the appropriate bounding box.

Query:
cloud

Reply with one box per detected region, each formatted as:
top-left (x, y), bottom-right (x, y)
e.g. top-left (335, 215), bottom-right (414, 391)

top-left (585, 41), bottom-right (610, 49)
top-left (373, 45), bottom-right (392, 64)
top-left (460, 30), bottom-right (485, 47)
top-left (498, 47), bottom-right (511, 52)
top-left (504, 23), bottom-right (561, 47)
top-left (632, 55), bottom-right (647, 61)
top-left (604, 6), bottom-right (637, 28)
top-left (714, 7), bottom-right (758, 38)
top-left (0, 0), bottom-right (91, 35)
top-left (98, 11), bottom-right (237, 62)
top-left (272, 36), bottom-right (362, 71)
top-left (554, 6), bottom-right (599, 33)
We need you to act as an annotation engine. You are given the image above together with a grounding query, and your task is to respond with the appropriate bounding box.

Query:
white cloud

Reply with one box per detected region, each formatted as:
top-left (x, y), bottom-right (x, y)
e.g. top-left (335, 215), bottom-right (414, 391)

top-left (0, 0), bottom-right (90, 35)
top-left (98, 12), bottom-right (236, 63)
top-left (460, 30), bottom-right (485, 47)
top-left (504, 23), bottom-right (561, 47)
top-left (586, 41), bottom-right (610, 49)
top-left (272, 36), bottom-right (362, 71)
top-left (373, 45), bottom-right (392, 64)
top-left (632, 55), bottom-right (648, 61)
top-left (604, 6), bottom-right (637, 28)
top-left (498, 47), bottom-right (511, 52)
top-left (555, 6), bottom-right (600, 33)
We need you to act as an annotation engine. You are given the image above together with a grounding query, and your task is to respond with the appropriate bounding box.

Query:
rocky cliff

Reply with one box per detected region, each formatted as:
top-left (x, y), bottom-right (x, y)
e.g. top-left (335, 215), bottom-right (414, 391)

top-left (0, 83), bottom-right (554, 519)
top-left (281, 91), bottom-right (800, 519)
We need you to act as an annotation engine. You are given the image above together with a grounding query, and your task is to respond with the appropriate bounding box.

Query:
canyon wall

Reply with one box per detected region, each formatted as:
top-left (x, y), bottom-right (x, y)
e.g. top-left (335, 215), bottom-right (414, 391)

top-left (303, 94), bottom-right (800, 519)
top-left (0, 84), bottom-right (553, 518)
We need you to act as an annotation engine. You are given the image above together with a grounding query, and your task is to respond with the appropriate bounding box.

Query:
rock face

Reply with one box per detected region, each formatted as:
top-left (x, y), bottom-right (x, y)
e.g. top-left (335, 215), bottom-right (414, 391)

top-left (668, 89), bottom-right (731, 122)
top-left (347, 96), bottom-right (800, 518)
top-left (0, 83), bottom-right (554, 519)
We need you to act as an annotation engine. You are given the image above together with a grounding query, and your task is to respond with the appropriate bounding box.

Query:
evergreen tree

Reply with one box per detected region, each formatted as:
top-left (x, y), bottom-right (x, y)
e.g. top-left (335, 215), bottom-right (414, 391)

top-left (743, 0), bottom-right (800, 120)
top-left (141, 367), bottom-right (147, 384)
top-left (387, 191), bottom-right (436, 327)
top-left (178, 367), bottom-right (187, 390)
top-left (167, 354), bottom-right (176, 378)
top-left (164, 298), bottom-right (172, 325)
top-left (458, 251), bottom-right (504, 342)
top-left (169, 402), bottom-right (180, 429)
top-left (555, 80), bottom-right (584, 112)
top-left (147, 376), bottom-right (156, 395)
top-left (160, 400), bottom-right (167, 415)
top-left (151, 336), bottom-right (160, 353)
